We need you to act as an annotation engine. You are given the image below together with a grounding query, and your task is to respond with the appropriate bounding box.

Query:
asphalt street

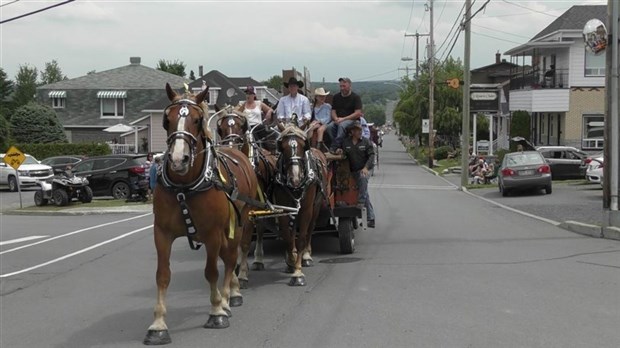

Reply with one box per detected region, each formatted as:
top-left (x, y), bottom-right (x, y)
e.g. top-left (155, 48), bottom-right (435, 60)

top-left (1, 133), bottom-right (619, 348)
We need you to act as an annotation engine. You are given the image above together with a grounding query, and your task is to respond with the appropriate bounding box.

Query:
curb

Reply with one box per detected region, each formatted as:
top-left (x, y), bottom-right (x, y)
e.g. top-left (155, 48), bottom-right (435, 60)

top-left (559, 220), bottom-right (603, 238)
top-left (602, 226), bottom-right (620, 241)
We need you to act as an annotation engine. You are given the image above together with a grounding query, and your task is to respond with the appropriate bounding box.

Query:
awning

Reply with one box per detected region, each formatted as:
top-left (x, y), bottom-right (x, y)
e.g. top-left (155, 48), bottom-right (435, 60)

top-left (97, 91), bottom-right (127, 99)
top-left (48, 91), bottom-right (66, 98)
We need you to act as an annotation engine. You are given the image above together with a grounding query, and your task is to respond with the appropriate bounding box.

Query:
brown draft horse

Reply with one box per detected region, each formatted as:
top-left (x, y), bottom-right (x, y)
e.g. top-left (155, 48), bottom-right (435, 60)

top-left (273, 125), bottom-right (328, 286)
top-left (144, 84), bottom-right (258, 345)
top-left (216, 112), bottom-right (278, 288)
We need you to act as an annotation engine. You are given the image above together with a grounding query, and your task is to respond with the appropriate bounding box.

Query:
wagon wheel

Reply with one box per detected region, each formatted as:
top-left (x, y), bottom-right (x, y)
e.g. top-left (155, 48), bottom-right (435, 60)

top-left (52, 189), bottom-right (69, 206)
top-left (34, 190), bottom-right (49, 206)
top-left (338, 217), bottom-right (355, 254)
top-left (80, 186), bottom-right (94, 203)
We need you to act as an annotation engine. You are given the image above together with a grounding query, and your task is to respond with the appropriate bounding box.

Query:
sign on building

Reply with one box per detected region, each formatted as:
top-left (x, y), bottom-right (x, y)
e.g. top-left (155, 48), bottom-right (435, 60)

top-left (470, 90), bottom-right (499, 113)
top-left (422, 119), bottom-right (429, 134)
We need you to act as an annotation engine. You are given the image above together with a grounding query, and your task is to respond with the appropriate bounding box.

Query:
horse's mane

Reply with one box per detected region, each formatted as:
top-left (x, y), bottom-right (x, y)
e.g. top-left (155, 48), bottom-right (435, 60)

top-left (280, 125), bottom-right (307, 141)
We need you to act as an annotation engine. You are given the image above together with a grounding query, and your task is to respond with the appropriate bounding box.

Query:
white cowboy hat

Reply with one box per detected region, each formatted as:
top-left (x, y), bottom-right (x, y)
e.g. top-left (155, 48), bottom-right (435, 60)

top-left (314, 87), bottom-right (330, 96)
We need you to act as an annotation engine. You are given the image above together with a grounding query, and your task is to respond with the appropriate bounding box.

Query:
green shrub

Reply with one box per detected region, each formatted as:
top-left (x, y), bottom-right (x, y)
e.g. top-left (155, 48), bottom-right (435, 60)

top-left (434, 145), bottom-right (454, 160)
top-left (11, 143), bottom-right (111, 160)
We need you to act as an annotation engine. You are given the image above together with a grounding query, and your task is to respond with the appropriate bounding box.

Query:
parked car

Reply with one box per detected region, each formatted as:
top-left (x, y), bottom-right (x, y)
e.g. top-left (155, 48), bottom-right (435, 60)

top-left (41, 155), bottom-right (86, 174)
top-left (70, 154), bottom-right (147, 199)
top-left (0, 154), bottom-right (54, 191)
top-left (585, 155), bottom-right (604, 184)
top-left (498, 151), bottom-right (552, 197)
top-left (579, 151), bottom-right (603, 177)
top-left (511, 137), bottom-right (587, 180)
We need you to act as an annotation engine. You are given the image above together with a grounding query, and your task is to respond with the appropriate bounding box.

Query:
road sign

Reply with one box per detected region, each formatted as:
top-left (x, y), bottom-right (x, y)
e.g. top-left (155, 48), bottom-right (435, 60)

top-left (422, 119), bottom-right (429, 134)
top-left (3, 146), bottom-right (25, 170)
top-left (446, 78), bottom-right (461, 89)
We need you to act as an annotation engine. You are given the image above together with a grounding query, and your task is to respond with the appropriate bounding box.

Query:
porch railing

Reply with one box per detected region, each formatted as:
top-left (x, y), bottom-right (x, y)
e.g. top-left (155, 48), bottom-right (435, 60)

top-left (510, 68), bottom-right (569, 90)
top-left (107, 143), bottom-right (137, 154)
top-left (582, 138), bottom-right (604, 150)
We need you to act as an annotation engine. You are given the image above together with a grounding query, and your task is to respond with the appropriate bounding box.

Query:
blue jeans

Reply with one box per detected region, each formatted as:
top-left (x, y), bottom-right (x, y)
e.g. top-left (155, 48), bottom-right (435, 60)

top-left (353, 170), bottom-right (375, 221)
top-left (328, 119), bottom-right (355, 149)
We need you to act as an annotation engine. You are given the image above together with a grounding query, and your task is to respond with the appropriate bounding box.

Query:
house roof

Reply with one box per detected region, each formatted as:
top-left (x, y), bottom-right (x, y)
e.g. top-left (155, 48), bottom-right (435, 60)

top-left (227, 77), bottom-right (262, 87)
top-left (531, 5), bottom-right (606, 41)
top-left (471, 61), bottom-right (518, 73)
top-left (38, 59), bottom-right (189, 90)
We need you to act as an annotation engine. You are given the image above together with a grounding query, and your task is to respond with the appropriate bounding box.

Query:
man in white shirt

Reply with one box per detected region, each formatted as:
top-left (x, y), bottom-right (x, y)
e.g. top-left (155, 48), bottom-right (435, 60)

top-left (276, 77), bottom-right (311, 126)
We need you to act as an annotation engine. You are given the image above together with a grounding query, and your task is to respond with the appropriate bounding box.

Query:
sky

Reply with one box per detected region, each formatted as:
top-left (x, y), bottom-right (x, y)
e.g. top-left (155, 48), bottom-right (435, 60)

top-left (0, 0), bottom-right (608, 84)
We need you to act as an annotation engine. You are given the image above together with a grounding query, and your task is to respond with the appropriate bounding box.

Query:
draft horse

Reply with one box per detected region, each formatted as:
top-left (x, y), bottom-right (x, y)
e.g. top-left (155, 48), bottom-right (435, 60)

top-left (144, 83), bottom-right (259, 345)
top-left (273, 125), bottom-right (328, 286)
top-left (216, 111), bottom-right (278, 288)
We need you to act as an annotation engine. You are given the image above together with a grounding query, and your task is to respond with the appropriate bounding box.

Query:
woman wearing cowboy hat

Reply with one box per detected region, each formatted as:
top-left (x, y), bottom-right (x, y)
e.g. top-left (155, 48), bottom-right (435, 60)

top-left (275, 77), bottom-right (311, 126)
top-left (307, 87), bottom-right (332, 150)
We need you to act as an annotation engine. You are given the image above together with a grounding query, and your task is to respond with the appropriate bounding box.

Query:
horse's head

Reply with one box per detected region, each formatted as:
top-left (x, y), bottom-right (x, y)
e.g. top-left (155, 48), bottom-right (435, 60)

top-left (278, 126), bottom-right (310, 190)
top-left (217, 112), bottom-right (248, 146)
top-left (163, 82), bottom-right (211, 175)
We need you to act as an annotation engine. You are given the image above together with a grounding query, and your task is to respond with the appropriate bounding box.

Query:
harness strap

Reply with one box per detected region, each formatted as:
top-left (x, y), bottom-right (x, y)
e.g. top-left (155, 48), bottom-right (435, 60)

top-left (177, 193), bottom-right (202, 250)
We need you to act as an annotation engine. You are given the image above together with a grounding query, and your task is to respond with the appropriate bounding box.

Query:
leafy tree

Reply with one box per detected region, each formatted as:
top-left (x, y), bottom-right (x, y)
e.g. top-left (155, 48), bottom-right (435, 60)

top-left (363, 103), bottom-right (386, 126)
top-left (475, 113), bottom-right (490, 140)
top-left (0, 67), bottom-right (14, 116)
top-left (189, 70), bottom-right (196, 80)
top-left (262, 75), bottom-right (283, 90)
top-left (156, 59), bottom-right (186, 77)
top-left (12, 64), bottom-right (38, 115)
top-left (0, 112), bottom-right (10, 151)
top-left (510, 110), bottom-right (531, 150)
top-left (10, 102), bottom-right (67, 143)
top-left (40, 60), bottom-right (67, 85)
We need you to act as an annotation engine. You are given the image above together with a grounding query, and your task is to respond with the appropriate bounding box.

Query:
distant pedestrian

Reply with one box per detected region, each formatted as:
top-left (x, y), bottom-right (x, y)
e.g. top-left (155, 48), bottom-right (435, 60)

top-left (149, 155), bottom-right (162, 196)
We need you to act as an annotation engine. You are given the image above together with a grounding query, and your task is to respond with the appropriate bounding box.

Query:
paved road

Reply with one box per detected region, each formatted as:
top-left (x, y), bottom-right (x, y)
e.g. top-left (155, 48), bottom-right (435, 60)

top-left (1, 133), bottom-right (619, 347)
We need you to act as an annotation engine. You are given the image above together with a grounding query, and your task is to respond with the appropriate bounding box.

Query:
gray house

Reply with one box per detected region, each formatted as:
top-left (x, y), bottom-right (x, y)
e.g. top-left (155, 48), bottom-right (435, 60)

top-left (36, 57), bottom-right (188, 153)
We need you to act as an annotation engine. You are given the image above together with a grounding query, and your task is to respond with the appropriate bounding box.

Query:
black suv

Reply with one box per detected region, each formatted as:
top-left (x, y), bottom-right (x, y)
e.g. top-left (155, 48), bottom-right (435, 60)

top-left (70, 154), bottom-right (147, 199)
top-left (41, 155), bottom-right (86, 174)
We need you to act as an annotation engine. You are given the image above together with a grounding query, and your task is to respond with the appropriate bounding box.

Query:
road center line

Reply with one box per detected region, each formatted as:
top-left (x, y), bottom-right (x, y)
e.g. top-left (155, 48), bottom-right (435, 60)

top-left (0, 213), bottom-right (152, 255)
top-left (0, 235), bottom-right (50, 246)
top-left (0, 225), bottom-right (152, 278)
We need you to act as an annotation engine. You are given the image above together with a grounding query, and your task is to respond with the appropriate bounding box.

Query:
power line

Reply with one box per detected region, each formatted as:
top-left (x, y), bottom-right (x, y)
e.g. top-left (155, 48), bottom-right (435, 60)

top-left (500, 0), bottom-right (559, 18)
top-left (0, 0), bottom-right (20, 9)
top-left (435, 1), bottom-right (467, 59)
top-left (0, 0), bottom-right (76, 24)
top-left (354, 69), bottom-right (400, 82)
top-left (472, 23), bottom-right (531, 39)
top-left (472, 31), bottom-right (523, 44)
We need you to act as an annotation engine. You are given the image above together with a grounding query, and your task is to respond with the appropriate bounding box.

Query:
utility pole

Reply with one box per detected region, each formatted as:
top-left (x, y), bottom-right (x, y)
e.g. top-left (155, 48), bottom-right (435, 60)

top-left (461, 0), bottom-right (471, 188)
top-left (428, 0), bottom-right (435, 168)
top-left (404, 32), bottom-right (430, 78)
top-left (398, 66), bottom-right (411, 77)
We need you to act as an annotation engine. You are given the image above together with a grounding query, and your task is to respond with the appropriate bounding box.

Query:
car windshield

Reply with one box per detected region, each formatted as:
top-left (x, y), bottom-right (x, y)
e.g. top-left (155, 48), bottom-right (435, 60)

top-left (22, 155), bottom-right (40, 165)
top-left (505, 153), bottom-right (544, 166)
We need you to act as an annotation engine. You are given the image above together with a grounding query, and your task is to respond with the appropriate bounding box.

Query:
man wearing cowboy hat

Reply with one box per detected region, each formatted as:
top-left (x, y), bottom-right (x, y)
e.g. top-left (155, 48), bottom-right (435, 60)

top-left (337, 120), bottom-right (376, 228)
top-left (276, 77), bottom-right (311, 126)
top-left (328, 77), bottom-right (363, 153)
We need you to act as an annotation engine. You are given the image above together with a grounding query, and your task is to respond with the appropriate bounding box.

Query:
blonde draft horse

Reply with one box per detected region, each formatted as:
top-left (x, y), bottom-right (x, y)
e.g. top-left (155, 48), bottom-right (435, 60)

top-left (273, 126), bottom-right (328, 286)
top-left (144, 83), bottom-right (259, 345)
top-left (217, 113), bottom-right (278, 289)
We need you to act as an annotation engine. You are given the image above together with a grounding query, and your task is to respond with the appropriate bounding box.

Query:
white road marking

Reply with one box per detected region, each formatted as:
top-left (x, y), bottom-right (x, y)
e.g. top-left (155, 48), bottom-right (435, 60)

top-left (0, 225), bottom-right (152, 278)
top-left (0, 235), bottom-right (50, 246)
top-left (0, 213), bottom-right (151, 255)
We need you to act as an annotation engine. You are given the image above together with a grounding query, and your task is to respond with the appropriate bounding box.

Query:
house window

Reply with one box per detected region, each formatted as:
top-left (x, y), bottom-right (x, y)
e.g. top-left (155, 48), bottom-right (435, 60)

top-left (585, 51), bottom-right (605, 76)
top-left (48, 91), bottom-right (66, 109)
top-left (208, 90), bottom-right (218, 105)
top-left (582, 114), bottom-right (604, 149)
top-left (98, 91), bottom-right (127, 118)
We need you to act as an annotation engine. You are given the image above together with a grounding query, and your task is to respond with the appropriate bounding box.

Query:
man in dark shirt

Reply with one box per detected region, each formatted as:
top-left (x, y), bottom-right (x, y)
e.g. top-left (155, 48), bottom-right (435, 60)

top-left (328, 77), bottom-right (363, 153)
top-left (336, 120), bottom-right (376, 228)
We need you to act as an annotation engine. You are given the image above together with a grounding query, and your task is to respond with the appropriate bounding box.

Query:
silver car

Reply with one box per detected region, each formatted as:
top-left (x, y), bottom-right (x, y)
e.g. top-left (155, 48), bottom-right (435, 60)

top-left (498, 151), bottom-right (552, 197)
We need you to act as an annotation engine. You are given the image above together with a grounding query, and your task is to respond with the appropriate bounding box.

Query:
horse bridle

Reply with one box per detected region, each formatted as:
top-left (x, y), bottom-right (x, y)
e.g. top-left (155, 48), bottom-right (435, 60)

top-left (217, 114), bottom-right (246, 146)
top-left (164, 99), bottom-right (206, 165)
top-left (278, 135), bottom-right (315, 191)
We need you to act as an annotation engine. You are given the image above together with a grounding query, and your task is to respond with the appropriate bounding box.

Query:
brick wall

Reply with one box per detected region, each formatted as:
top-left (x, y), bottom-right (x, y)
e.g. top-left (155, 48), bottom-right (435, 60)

top-left (566, 87), bottom-right (605, 148)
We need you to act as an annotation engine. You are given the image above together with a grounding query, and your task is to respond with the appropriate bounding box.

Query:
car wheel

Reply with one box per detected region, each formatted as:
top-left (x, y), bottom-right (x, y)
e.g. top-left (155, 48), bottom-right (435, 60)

top-left (502, 187), bottom-right (510, 197)
top-left (545, 185), bottom-right (552, 194)
top-left (52, 189), bottom-right (69, 206)
top-left (112, 181), bottom-right (130, 199)
top-left (8, 176), bottom-right (18, 192)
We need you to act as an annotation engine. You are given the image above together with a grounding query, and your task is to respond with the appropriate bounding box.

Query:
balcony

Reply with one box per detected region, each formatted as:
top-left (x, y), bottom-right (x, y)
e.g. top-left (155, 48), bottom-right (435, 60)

top-left (510, 68), bottom-right (569, 90)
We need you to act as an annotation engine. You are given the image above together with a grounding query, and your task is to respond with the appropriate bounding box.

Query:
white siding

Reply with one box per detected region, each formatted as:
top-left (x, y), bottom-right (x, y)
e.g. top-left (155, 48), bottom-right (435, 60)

top-left (569, 44), bottom-right (605, 87)
top-left (509, 91), bottom-right (532, 112)
top-left (532, 89), bottom-right (569, 112)
top-left (149, 114), bottom-right (169, 153)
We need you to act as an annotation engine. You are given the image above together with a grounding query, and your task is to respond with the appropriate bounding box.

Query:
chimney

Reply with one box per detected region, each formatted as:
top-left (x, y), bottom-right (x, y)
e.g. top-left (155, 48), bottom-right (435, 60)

top-left (495, 51), bottom-right (501, 64)
top-left (199, 65), bottom-right (203, 77)
top-left (130, 57), bottom-right (141, 65)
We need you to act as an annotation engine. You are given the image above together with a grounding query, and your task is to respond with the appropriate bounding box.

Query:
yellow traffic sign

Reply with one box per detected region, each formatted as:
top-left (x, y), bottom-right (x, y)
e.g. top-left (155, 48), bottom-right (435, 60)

top-left (446, 78), bottom-right (462, 89)
top-left (3, 146), bottom-right (26, 170)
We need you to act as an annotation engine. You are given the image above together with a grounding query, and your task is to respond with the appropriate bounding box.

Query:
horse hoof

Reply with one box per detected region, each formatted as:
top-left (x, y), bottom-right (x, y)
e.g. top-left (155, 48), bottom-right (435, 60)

top-left (284, 265), bottom-right (295, 274)
top-left (251, 262), bottom-right (265, 271)
top-left (230, 296), bottom-right (243, 307)
top-left (288, 276), bottom-right (306, 287)
top-left (302, 259), bottom-right (313, 267)
top-left (143, 329), bottom-right (171, 345)
top-left (239, 279), bottom-right (248, 289)
top-left (224, 308), bottom-right (232, 317)
top-left (204, 315), bottom-right (230, 329)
